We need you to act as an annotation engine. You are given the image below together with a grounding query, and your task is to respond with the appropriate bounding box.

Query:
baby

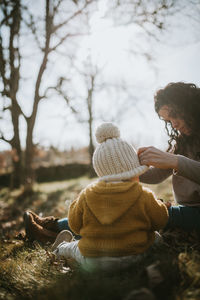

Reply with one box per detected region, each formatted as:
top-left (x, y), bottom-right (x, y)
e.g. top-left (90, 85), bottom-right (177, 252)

top-left (52, 122), bottom-right (169, 272)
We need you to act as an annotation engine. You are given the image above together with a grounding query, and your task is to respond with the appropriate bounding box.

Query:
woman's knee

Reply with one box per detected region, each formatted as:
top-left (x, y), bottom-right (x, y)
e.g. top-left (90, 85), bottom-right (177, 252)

top-left (165, 206), bottom-right (200, 231)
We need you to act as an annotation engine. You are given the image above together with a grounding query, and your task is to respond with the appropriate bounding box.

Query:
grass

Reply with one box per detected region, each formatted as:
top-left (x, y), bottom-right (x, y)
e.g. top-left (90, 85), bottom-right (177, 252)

top-left (0, 176), bottom-right (200, 300)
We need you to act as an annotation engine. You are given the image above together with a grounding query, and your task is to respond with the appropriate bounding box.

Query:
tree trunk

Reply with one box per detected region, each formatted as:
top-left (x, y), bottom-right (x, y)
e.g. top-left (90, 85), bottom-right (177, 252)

top-left (22, 0), bottom-right (52, 192)
top-left (8, 0), bottom-right (22, 189)
top-left (88, 120), bottom-right (94, 165)
top-left (87, 77), bottom-right (95, 176)
top-left (10, 102), bottom-right (23, 189)
top-left (24, 147), bottom-right (34, 193)
top-left (11, 156), bottom-right (22, 189)
top-left (88, 125), bottom-right (95, 177)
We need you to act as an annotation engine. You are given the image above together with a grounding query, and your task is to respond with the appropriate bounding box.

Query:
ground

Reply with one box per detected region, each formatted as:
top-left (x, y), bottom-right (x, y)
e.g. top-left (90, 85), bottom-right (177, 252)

top-left (0, 176), bottom-right (200, 300)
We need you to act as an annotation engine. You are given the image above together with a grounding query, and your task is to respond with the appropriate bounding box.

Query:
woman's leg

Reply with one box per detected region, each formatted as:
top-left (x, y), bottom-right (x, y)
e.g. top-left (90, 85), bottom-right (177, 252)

top-left (23, 211), bottom-right (81, 242)
top-left (57, 217), bottom-right (71, 231)
top-left (57, 218), bottom-right (81, 239)
top-left (165, 206), bottom-right (200, 231)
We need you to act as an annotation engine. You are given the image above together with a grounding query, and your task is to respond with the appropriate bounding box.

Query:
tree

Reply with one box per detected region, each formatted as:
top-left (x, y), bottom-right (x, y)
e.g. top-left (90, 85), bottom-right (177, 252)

top-left (55, 55), bottom-right (99, 171)
top-left (1, 0), bottom-right (195, 191)
top-left (0, 0), bottom-right (94, 190)
top-left (107, 0), bottom-right (200, 61)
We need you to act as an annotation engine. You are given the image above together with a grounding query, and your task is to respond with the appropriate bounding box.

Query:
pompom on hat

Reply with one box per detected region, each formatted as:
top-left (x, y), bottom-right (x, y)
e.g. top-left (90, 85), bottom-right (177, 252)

top-left (93, 122), bottom-right (149, 182)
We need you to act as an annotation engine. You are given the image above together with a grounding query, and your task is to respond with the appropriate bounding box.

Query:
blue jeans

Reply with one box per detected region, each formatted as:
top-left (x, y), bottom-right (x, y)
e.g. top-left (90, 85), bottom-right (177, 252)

top-left (165, 205), bottom-right (200, 231)
top-left (57, 217), bottom-right (81, 239)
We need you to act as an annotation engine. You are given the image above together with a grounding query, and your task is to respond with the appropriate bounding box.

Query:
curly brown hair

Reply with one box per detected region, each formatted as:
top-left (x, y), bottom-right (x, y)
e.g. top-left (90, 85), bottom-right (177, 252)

top-left (154, 82), bottom-right (200, 157)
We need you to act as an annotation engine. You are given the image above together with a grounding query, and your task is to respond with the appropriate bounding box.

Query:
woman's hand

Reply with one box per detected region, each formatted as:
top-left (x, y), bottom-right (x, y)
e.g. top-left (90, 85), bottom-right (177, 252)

top-left (138, 146), bottom-right (178, 170)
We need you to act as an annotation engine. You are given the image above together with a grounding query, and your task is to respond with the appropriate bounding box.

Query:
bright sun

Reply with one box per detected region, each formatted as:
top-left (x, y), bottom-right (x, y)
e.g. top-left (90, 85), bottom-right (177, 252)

top-left (80, 8), bottom-right (131, 69)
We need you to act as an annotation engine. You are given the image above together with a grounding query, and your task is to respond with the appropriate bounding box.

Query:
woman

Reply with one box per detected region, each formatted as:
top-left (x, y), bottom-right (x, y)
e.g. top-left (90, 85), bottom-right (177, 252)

top-left (138, 82), bottom-right (200, 231)
top-left (24, 82), bottom-right (200, 242)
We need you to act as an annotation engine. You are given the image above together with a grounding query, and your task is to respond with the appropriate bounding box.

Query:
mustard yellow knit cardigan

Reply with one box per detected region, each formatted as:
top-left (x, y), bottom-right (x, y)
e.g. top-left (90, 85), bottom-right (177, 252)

top-left (68, 181), bottom-right (168, 257)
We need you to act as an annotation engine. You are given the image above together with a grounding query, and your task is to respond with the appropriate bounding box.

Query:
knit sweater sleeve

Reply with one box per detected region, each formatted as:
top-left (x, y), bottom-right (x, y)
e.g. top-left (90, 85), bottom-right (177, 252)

top-left (175, 155), bottom-right (200, 185)
top-left (145, 191), bottom-right (169, 230)
top-left (139, 167), bottom-right (172, 184)
top-left (68, 191), bottom-right (84, 235)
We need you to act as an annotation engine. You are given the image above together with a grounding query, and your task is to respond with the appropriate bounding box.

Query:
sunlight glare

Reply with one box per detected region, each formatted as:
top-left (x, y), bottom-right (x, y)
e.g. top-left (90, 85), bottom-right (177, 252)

top-left (80, 8), bottom-right (131, 70)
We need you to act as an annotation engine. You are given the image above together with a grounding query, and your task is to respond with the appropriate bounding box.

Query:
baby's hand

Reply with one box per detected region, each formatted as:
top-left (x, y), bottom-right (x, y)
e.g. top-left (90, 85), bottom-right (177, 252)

top-left (158, 198), bottom-right (171, 209)
top-left (164, 202), bottom-right (171, 209)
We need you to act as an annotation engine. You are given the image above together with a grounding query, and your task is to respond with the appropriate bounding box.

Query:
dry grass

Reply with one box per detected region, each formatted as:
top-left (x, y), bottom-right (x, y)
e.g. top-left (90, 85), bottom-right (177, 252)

top-left (0, 176), bottom-right (200, 300)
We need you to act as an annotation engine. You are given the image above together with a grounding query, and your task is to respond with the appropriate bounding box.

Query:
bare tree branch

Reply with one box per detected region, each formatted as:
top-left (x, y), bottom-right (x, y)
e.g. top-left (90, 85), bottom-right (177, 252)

top-left (40, 86), bottom-right (56, 99)
top-left (40, 77), bottom-right (78, 116)
top-left (53, 0), bottom-right (63, 15)
top-left (0, 34), bottom-right (9, 93)
top-left (23, 10), bottom-right (43, 51)
top-left (29, 0), bottom-right (52, 129)
top-left (49, 32), bottom-right (85, 52)
top-left (54, 77), bottom-right (78, 114)
top-left (0, 0), bottom-right (11, 26)
top-left (52, 0), bottom-right (91, 33)
top-left (107, 0), bottom-right (176, 31)
top-left (2, 105), bottom-right (11, 112)
top-left (0, 130), bottom-right (13, 146)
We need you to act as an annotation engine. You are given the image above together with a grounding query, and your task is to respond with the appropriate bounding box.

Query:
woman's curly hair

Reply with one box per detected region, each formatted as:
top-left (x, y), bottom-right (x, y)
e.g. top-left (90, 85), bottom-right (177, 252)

top-left (154, 82), bottom-right (200, 157)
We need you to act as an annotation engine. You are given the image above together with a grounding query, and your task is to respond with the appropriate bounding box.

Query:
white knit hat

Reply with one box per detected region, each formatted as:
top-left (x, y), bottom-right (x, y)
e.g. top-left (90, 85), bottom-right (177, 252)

top-left (92, 122), bottom-right (148, 182)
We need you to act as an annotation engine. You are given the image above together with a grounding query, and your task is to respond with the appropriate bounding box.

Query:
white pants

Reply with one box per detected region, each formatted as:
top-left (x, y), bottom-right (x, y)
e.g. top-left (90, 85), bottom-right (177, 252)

top-left (54, 240), bottom-right (144, 273)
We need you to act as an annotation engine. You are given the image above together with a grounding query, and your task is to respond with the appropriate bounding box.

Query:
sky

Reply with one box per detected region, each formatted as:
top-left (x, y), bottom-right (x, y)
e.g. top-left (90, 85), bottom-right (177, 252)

top-left (1, 0), bottom-right (200, 152)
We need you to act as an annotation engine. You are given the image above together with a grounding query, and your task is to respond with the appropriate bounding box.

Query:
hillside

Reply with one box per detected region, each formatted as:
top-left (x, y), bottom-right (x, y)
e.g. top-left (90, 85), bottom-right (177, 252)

top-left (0, 177), bottom-right (200, 300)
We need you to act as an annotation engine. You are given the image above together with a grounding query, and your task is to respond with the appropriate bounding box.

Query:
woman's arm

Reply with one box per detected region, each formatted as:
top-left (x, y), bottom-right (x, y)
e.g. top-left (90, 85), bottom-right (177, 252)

top-left (138, 146), bottom-right (200, 185)
top-left (138, 146), bottom-right (174, 184)
top-left (139, 167), bottom-right (172, 184)
top-left (176, 155), bottom-right (200, 185)
top-left (138, 146), bottom-right (178, 169)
